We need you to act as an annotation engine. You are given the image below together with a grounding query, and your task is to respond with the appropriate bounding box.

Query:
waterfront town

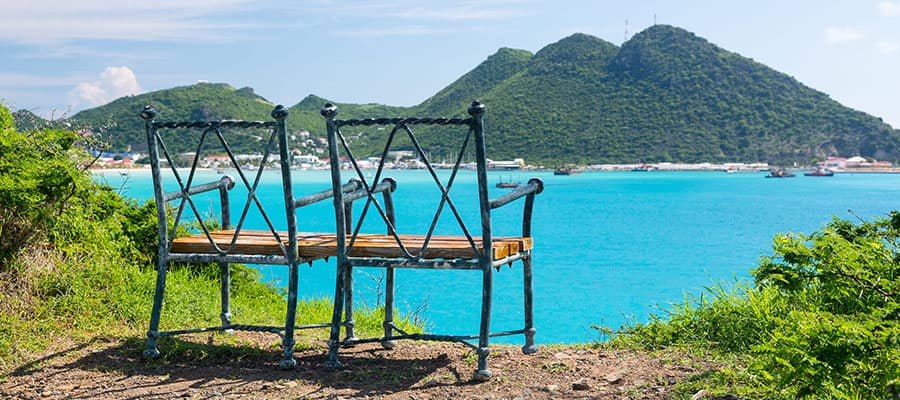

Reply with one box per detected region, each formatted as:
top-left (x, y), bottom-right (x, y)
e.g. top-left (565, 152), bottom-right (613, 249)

top-left (91, 149), bottom-right (897, 174)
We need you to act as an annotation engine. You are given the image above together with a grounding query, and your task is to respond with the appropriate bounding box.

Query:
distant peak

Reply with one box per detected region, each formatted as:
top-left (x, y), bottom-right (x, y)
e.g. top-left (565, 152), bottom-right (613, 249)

top-left (625, 24), bottom-right (706, 47)
top-left (294, 94), bottom-right (331, 109)
top-left (532, 32), bottom-right (618, 64)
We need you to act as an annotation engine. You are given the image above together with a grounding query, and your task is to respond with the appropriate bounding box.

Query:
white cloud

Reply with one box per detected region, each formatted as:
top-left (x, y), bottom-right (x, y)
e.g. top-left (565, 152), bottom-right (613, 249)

top-left (333, 25), bottom-right (454, 37)
top-left (878, 1), bottom-right (900, 16)
top-left (824, 26), bottom-right (865, 45)
top-left (876, 40), bottom-right (899, 54)
top-left (69, 66), bottom-right (143, 108)
top-left (0, 0), bottom-right (264, 46)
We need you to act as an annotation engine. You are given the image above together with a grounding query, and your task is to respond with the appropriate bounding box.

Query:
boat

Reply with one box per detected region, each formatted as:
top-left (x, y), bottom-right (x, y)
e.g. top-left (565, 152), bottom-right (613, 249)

top-left (554, 167), bottom-right (582, 175)
top-left (765, 168), bottom-right (795, 178)
top-left (804, 167), bottom-right (834, 177)
top-left (631, 163), bottom-right (656, 172)
top-left (496, 176), bottom-right (521, 188)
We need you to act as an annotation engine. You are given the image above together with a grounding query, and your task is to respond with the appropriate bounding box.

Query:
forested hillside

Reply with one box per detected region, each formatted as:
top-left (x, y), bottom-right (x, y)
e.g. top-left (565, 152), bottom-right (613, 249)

top-left (51, 25), bottom-right (899, 164)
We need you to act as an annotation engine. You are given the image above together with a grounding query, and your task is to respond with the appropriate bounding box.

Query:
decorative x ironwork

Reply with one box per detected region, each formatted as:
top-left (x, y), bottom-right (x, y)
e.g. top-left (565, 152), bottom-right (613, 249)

top-left (332, 116), bottom-right (482, 260)
top-left (151, 120), bottom-right (289, 257)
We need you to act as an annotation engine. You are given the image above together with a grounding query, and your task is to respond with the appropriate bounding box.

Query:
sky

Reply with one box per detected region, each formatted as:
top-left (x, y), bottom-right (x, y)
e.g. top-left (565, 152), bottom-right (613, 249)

top-left (1, 1), bottom-right (899, 128)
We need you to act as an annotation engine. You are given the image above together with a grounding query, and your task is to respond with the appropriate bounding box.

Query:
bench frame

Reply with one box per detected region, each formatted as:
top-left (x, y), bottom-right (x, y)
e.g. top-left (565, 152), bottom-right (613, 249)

top-left (139, 105), bottom-right (354, 369)
top-left (320, 101), bottom-right (543, 379)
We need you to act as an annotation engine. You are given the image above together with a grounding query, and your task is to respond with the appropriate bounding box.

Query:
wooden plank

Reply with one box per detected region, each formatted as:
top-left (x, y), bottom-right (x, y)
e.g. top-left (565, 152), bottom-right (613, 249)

top-left (170, 230), bottom-right (532, 261)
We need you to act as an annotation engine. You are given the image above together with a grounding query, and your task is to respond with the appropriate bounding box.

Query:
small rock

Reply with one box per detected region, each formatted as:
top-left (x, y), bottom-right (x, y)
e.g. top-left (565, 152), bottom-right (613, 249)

top-left (604, 369), bottom-right (626, 383)
top-left (423, 379), bottom-right (441, 388)
top-left (284, 381), bottom-right (298, 388)
top-left (692, 389), bottom-right (708, 400)
top-left (575, 348), bottom-right (592, 355)
top-left (553, 351), bottom-right (571, 359)
top-left (572, 378), bottom-right (591, 391)
top-left (542, 384), bottom-right (559, 393)
top-left (514, 388), bottom-right (533, 400)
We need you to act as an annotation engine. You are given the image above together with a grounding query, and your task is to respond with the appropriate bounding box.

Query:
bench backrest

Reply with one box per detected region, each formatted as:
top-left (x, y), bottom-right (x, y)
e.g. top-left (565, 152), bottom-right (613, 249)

top-left (320, 101), bottom-right (496, 262)
top-left (140, 105), bottom-right (300, 263)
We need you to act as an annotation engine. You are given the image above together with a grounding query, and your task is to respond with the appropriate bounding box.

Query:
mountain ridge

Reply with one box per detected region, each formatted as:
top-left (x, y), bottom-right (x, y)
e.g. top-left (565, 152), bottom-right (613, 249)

top-left (22, 24), bottom-right (897, 164)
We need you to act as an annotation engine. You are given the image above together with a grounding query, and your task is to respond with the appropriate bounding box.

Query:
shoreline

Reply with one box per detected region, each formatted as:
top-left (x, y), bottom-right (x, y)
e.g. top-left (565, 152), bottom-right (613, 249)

top-left (88, 164), bottom-right (900, 174)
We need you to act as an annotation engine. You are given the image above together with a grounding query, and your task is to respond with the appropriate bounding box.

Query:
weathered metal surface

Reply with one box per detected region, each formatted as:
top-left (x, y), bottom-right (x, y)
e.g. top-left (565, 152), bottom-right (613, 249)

top-left (140, 104), bottom-right (334, 369)
top-left (489, 178), bottom-right (543, 209)
top-left (320, 101), bottom-right (543, 380)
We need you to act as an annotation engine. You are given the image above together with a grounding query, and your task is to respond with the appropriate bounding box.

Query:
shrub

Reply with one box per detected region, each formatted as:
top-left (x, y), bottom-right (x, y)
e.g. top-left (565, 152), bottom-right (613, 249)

top-left (613, 213), bottom-right (900, 398)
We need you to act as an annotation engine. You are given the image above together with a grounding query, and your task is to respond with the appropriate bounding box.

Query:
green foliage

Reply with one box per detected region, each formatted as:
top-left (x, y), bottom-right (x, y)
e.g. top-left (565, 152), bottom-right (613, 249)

top-left (613, 213), bottom-right (900, 398)
top-left (0, 102), bottom-right (421, 370)
top-left (0, 119), bottom-right (91, 264)
top-left (67, 82), bottom-right (276, 154)
top-left (62, 25), bottom-right (900, 165)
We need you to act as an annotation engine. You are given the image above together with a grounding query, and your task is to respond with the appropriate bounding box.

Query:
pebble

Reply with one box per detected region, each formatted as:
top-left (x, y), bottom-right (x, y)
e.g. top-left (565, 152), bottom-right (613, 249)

top-left (692, 389), bottom-right (708, 400)
top-left (542, 384), bottom-right (559, 393)
top-left (604, 369), bottom-right (626, 383)
top-left (572, 378), bottom-right (591, 391)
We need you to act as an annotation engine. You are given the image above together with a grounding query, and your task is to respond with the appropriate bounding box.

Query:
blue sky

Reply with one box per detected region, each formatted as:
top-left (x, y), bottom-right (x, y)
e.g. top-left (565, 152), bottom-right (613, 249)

top-left (1, 1), bottom-right (899, 128)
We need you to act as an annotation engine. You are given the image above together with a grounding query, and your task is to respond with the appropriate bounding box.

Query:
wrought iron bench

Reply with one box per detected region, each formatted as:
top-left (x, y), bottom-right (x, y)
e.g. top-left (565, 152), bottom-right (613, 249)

top-left (320, 101), bottom-right (544, 380)
top-left (138, 105), bottom-right (392, 369)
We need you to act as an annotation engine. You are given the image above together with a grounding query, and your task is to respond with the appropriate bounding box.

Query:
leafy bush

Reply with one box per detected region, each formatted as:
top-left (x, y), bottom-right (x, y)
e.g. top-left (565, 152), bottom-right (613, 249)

top-left (0, 103), bottom-right (420, 370)
top-left (614, 214), bottom-right (900, 398)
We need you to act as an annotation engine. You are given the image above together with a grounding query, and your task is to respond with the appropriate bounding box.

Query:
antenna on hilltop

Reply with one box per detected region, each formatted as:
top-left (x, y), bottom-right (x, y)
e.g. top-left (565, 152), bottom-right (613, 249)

top-left (654, 13), bottom-right (657, 25)
top-left (624, 19), bottom-right (629, 42)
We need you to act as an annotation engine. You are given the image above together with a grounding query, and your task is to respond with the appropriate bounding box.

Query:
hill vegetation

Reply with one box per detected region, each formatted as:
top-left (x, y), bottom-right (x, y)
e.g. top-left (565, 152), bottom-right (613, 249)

top-left (3, 101), bottom-right (899, 397)
top-left (0, 103), bottom-right (411, 373)
top-left (31, 25), bottom-right (900, 165)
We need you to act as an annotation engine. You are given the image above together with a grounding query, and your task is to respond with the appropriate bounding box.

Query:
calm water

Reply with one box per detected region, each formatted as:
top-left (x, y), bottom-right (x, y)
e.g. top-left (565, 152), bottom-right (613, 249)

top-left (96, 169), bottom-right (900, 344)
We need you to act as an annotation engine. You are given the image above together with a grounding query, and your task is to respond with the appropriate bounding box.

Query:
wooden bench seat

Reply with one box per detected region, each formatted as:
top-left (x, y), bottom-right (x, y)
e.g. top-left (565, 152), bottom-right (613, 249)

top-left (171, 230), bottom-right (532, 260)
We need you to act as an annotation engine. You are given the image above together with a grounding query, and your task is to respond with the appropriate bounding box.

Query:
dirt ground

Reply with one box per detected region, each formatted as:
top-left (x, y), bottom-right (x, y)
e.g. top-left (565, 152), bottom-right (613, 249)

top-left (0, 332), bottom-right (719, 399)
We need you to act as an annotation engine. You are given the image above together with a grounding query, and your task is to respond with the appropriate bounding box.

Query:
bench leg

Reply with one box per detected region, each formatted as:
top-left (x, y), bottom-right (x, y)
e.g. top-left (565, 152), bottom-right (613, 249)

top-left (381, 267), bottom-right (396, 349)
top-left (343, 266), bottom-right (356, 341)
top-left (219, 262), bottom-right (233, 331)
top-left (144, 259), bottom-right (168, 359)
top-left (280, 264), bottom-right (298, 369)
top-left (522, 255), bottom-right (537, 354)
top-left (325, 261), bottom-right (347, 369)
top-left (474, 266), bottom-right (493, 381)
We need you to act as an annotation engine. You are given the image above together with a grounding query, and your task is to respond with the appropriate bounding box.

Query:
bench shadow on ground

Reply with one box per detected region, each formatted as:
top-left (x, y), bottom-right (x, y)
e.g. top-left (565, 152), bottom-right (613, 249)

top-left (7, 335), bottom-right (476, 398)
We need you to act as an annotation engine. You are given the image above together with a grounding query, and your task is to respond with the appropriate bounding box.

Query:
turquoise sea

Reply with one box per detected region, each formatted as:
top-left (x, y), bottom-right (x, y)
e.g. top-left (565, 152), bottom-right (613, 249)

top-left (96, 169), bottom-right (900, 344)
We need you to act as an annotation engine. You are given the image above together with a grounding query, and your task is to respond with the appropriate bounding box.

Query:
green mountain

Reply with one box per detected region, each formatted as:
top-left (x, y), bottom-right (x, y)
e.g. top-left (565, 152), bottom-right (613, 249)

top-left (64, 25), bottom-right (899, 164)
top-left (68, 82), bottom-right (275, 152)
top-left (417, 26), bottom-right (898, 164)
top-left (12, 109), bottom-right (50, 132)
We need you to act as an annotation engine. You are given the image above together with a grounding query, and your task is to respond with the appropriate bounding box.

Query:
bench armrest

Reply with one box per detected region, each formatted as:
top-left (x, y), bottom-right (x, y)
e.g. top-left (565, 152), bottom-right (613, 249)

top-left (294, 179), bottom-right (362, 208)
top-left (342, 177), bottom-right (396, 204)
top-left (163, 175), bottom-right (235, 203)
top-left (489, 178), bottom-right (544, 209)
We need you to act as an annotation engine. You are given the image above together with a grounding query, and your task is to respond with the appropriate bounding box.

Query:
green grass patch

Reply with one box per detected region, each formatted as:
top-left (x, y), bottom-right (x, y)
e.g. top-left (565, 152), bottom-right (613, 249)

top-left (605, 214), bottom-right (900, 398)
top-left (0, 108), bottom-right (421, 372)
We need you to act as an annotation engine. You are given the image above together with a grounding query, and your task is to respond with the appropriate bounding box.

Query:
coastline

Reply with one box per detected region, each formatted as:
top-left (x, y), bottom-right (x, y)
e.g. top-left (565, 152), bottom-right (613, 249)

top-left (88, 163), bottom-right (900, 174)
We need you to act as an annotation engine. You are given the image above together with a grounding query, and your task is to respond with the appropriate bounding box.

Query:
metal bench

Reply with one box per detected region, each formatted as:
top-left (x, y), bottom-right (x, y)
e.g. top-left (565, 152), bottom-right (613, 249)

top-left (320, 101), bottom-right (544, 380)
top-left (139, 105), bottom-right (388, 369)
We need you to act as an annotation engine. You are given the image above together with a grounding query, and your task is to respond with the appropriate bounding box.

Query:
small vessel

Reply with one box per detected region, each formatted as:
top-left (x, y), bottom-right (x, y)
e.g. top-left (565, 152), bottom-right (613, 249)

top-left (554, 167), bottom-right (582, 175)
top-left (804, 167), bottom-right (834, 177)
top-left (765, 168), bottom-right (795, 178)
top-left (631, 163), bottom-right (656, 172)
top-left (496, 176), bottom-right (521, 188)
